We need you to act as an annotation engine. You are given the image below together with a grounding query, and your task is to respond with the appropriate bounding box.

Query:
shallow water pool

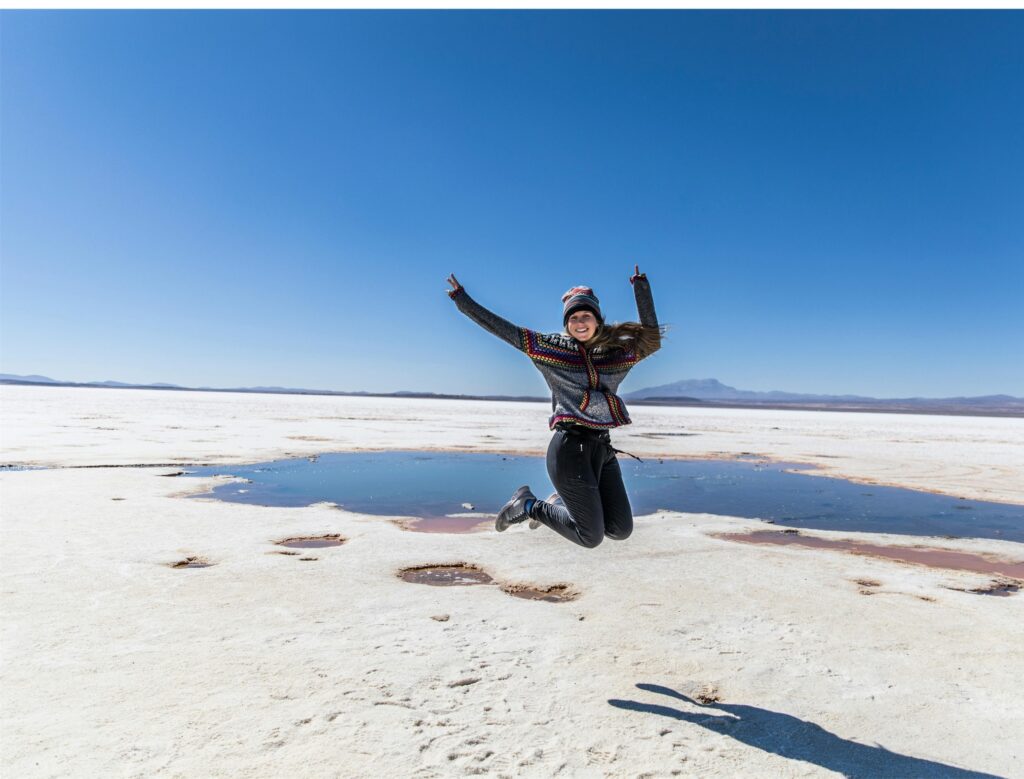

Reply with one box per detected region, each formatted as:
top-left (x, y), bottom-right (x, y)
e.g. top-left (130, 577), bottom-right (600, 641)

top-left (184, 451), bottom-right (1024, 542)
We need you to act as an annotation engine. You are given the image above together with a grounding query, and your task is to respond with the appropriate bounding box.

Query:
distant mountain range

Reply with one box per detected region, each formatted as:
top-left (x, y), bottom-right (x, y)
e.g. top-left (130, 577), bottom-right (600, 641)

top-left (0, 374), bottom-right (187, 390)
top-left (622, 378), bottom-right (1024, 415)
top-left (626, 378), bottom-right (872, 402)
top-left (0, 374), bottom-right (544, 404)
top-left (2, 373), bottom-right (1022, 417)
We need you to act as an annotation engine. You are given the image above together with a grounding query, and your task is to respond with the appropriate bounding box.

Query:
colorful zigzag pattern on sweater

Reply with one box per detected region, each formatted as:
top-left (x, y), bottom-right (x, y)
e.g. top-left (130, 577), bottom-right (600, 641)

top-left (521, 329), bottom-right (641, 374)
top-left (521, 329), bottom-right (587, 370)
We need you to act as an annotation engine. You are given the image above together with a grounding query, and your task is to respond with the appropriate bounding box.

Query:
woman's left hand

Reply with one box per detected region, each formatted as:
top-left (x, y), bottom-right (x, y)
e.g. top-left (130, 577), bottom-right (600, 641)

top-left (446, 273), bottom-right (463, 295)
top-left (630, 264), bottom-right (646, 285)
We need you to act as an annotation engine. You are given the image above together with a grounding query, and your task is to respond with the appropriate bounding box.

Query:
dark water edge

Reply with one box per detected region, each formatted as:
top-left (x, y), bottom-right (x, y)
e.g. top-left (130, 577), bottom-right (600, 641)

top-left (183, 451), bottom-right (1024, 543)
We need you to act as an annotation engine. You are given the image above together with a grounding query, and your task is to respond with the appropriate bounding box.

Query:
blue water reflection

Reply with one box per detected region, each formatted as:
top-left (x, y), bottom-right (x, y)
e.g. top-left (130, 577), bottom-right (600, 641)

top-left (185, 452), bottom-right (1024, 542)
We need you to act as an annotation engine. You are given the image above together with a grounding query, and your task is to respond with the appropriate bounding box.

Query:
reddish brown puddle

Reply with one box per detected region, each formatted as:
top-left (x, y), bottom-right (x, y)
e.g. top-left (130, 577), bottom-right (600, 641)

top-left (398, 564), bottom-right (495, 586)
top-left (398, 517), bottom-right (490, 534)
top-left (398, 565), bottom-right (576, 601)
top-left (276, 534), bottom-right (345, 548)
top-left (717, 531), bottom-right (1024, 581)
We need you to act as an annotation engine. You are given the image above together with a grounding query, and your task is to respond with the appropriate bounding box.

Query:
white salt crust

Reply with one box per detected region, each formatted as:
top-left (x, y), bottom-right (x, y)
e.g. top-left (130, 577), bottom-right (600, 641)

top-left (2, 385), bottom-right (1022, 777)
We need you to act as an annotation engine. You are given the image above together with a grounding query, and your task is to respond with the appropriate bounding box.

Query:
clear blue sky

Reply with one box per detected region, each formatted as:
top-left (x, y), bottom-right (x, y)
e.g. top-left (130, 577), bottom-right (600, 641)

top-left (2, 11), bottom-right (1021, 398)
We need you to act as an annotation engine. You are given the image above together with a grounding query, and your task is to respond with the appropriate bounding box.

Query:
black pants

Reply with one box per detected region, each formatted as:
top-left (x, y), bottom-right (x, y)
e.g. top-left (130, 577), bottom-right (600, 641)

top-left (530, 428), bottom-right (634, 548)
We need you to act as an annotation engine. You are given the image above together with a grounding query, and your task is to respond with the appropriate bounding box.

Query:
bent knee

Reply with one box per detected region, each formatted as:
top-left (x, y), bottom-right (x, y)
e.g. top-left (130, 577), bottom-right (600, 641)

top-left (577, 533), bottom-right (604, 549)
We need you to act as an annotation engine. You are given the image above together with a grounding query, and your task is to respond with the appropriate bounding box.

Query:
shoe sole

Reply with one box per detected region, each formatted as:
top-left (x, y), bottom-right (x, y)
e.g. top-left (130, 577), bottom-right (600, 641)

top-left (496, 485), bottom-right (534, 532)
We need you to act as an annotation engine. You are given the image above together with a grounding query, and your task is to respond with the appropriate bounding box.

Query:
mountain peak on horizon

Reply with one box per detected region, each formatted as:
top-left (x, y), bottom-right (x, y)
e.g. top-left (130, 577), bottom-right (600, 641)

top-left (625, 377), bottom-right (834, 401)
top-left (0, 373), bottom-right (59, 384)
top-left (624, 378), bottom-right (1023, 405)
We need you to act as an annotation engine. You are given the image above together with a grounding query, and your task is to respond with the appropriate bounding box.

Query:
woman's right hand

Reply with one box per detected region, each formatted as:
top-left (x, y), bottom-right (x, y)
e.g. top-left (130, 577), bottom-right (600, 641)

top-left (446, 273), bottom-right (462, 293)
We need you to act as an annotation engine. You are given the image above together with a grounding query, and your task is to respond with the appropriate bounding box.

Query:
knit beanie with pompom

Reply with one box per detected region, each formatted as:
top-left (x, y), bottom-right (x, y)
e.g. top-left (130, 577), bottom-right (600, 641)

top-left (561, 286), bottom-right (603, 326)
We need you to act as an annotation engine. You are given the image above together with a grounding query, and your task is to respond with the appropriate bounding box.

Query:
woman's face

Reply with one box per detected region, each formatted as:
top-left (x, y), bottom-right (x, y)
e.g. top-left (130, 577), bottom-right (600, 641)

top-left (567, 310), bottom-right (599, 343)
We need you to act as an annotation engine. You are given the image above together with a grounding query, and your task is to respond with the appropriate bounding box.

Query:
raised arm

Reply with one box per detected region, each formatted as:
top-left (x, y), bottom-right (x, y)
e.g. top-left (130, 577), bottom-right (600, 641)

top-left (630, 264), bottom-right (661, 357)
top-left (447, 274), bottom-right (528, 353)
top-left (630, 264), bottom-right (659, 328)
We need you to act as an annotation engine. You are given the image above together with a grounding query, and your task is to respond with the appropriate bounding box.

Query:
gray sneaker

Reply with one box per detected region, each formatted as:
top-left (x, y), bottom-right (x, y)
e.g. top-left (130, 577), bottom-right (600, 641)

top-left (529, 492), bottom-right (562, 529)
top-left (496, 485), bottom-right (537, 532)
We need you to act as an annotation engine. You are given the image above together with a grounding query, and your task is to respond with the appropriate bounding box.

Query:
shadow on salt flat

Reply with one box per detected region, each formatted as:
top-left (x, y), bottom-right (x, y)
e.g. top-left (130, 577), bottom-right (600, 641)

top-left (610, 683), bottom-right (1004, 778)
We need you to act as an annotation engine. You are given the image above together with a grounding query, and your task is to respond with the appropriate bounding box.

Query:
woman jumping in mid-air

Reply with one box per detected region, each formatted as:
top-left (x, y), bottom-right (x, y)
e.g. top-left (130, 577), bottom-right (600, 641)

top-left (446, 266), bottom-right (662, 549)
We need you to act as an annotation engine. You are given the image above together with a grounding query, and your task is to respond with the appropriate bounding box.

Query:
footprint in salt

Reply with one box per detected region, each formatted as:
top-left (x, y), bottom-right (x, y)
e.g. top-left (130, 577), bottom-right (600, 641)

top-left (852, 578), bottom-right (882, 595)
top-left (167, 556), bottom-right (214, 569)
top-left (275, 534), bottom-right (346, 549)
top-left (500, 583), bottom-right (578, 603)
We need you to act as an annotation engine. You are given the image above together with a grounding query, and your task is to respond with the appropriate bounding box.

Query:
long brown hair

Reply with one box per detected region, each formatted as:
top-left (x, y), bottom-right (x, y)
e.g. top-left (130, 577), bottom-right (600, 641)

top-left (580, 321), bottom-right (663, 359)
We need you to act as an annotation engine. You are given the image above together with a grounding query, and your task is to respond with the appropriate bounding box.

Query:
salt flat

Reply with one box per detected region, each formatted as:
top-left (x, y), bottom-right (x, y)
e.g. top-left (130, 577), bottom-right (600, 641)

top-left (1, 385), bottom-right (1022, 778)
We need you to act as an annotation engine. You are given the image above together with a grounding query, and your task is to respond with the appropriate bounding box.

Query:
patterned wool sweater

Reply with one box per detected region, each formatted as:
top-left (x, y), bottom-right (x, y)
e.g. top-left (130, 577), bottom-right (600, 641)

top-left (450, 277), bottom-right (660, 430)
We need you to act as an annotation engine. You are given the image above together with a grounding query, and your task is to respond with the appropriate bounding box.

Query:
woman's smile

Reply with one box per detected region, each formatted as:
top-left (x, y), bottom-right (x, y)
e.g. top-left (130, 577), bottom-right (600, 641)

top-left (567, 310), bottom-right (598, 342)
